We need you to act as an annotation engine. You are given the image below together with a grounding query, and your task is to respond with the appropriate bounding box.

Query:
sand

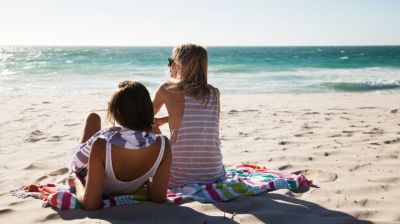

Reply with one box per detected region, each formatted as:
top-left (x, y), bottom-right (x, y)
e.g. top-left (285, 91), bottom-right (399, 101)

top-left (0, 91), bottom-right (399, 224)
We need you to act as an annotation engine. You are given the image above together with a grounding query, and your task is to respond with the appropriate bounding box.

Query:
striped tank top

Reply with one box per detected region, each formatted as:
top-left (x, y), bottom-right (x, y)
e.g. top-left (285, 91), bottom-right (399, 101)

top-left (169, 91), bottom-right (225, 188)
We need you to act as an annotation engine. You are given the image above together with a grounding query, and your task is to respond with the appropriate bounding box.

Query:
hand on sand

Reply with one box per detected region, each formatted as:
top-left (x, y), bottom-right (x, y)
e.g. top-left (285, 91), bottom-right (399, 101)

top-left (67, 173), bottom-right (77, 187)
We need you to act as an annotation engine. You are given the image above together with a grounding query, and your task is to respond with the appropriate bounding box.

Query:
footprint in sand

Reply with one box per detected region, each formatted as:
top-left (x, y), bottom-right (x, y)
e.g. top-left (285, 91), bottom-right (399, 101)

top-left (363, 128), bottom-right (384, 135)
top-left (368, 177), bottom-right (400, 184)
top-left (278, 110), bottom-right (294, 114)
top-left (342, 130), bottom-right (355, 137)
top-left (228, 110), bottom-right (239, 115)
top-left (304, 112), bottom-right (320, 115)
top-left (254, 137), bottom-right (265, 140)
top-left (238, 132), bottom-right (249, 137)
top-left (301, 124), bottom-right (321, 130)
top-left (36, 176), bottom-right (48, 182)
top-left (8, 201), bottom-right (26, 206)
top-left (278, 164), bottom-right (293, 171)
top-left (48, 167), bottom-right (69, 176)
top-left (242, 109), bottom-right (259, 112)
top-left (328, 108), bottom-right (346, 111)
top-left (342, 130), bottom-right (356, 134)
top-left (294, 131), bottom-right (314, 137)
top-left (25, 130), bottom-right (47, 142)
top-left (64, 123), bottom-right (80, 127)
top-left (278, 140), bottom-right (290, 145)
top-left (293, 169), bottom-right (338, 183)
top-left (46, 137), bottom-right (60, 142)
top-left (24, 162), bottom-right (45, 170)
top-left (357, 106), bottom-right (378, 109)
top-left (46, 134), bottom-right (69, 142)
top-left (383, 138), bottom-right (400, 144)
top-left (0, 208), bottom-right (14, 215)
top-left (348, 163), bottom-right (372, 172)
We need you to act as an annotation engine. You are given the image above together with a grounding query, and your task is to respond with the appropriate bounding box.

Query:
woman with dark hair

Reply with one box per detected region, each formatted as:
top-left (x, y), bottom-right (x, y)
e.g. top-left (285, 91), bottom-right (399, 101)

top-left (68, 81), bottom-right (171, 210)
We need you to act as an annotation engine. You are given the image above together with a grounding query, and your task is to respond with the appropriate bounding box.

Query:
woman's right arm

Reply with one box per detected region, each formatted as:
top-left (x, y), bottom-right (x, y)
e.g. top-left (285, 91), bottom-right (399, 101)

top-left (147, 138), bottom-right (172, 203)
top-left (74, 139), bottom-right (106, 210)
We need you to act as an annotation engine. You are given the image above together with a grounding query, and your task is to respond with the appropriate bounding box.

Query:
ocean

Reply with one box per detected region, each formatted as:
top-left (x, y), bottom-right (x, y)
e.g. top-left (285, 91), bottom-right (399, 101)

top-left (1, 46), bottom-right (400, 94)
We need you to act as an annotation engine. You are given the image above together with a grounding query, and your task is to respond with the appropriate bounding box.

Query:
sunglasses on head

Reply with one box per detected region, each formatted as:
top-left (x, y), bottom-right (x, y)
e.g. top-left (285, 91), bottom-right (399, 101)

top-left (168, 58), bottom-right (174, 67)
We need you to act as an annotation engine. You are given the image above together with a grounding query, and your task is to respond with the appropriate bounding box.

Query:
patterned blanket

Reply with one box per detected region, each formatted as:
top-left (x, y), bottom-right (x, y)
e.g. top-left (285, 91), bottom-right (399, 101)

top-left (10, 164), bottom-right (312, 210)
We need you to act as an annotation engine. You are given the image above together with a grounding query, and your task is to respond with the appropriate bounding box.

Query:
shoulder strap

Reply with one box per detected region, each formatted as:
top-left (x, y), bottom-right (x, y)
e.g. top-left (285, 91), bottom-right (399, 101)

top-left (154, 135), bottom-right (166, 166)
top-left (104, 141), bottom-right (115, 178)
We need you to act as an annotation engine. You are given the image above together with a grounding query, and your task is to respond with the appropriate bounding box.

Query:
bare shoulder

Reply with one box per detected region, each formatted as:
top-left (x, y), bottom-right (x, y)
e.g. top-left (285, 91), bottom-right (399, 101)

top-left (90, 138), bottom-right (106, 161)
top-left (156, 82), bottom-right (182, 101)
top-left (162, 82), bottom-right (180, 92)
top-left (156, 82), bottom-right (176, 97)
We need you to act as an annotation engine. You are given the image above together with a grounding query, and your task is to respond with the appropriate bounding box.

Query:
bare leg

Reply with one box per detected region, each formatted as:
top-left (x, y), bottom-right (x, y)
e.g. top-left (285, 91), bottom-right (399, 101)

top-left (80, 113), bottom-right (101, 143)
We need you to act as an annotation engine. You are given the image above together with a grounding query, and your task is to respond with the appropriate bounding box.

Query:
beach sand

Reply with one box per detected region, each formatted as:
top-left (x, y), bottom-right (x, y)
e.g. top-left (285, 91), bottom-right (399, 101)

top-left (0, 92), bottom-right (399, 223)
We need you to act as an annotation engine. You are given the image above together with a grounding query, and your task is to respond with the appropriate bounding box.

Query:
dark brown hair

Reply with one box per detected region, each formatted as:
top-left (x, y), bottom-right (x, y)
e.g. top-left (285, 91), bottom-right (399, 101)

top-left (107, 81), bottom-right (154, 131)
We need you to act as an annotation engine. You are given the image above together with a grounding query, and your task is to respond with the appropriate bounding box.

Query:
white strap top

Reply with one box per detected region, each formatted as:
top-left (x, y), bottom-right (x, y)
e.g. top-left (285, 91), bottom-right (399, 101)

top-left (103, 136), bottom-right (165, 195)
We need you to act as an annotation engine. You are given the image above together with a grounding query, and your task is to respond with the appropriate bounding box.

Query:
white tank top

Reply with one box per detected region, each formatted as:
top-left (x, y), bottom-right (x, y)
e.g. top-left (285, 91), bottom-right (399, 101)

top-left (103, 136), bottom-right (165, 195)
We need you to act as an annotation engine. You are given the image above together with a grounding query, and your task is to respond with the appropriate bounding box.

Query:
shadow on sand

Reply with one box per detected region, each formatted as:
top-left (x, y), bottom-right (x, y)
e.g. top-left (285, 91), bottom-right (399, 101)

top-left (56, 192), bottom-right (372, 224)
top-left (214, 192), bottom-right (373, 224)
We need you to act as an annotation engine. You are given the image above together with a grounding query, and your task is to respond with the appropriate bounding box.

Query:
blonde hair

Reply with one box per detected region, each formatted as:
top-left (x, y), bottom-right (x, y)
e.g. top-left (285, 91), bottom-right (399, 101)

top-left (171, 43), bottom-right (213, 101)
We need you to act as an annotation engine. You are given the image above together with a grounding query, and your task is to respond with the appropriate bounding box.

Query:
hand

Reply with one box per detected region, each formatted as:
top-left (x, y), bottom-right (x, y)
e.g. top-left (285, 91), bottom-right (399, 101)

top-left (67, 173), bottom-right (77, 187)
top-left (154, 116), bottom-right (169, 126)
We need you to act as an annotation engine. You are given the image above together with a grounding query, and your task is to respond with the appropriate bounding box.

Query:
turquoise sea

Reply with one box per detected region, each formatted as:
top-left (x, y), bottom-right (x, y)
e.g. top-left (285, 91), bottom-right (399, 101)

top-left (1, 46), bottom-right (400, 94)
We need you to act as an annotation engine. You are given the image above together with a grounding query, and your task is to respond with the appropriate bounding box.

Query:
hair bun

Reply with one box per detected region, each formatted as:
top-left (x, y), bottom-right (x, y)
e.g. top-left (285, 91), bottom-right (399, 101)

top-left (118, 81), bottom-right (135, 89)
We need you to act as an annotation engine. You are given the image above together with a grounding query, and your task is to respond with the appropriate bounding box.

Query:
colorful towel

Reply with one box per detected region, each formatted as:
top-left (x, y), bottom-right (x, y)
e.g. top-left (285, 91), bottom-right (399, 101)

top-left (10, 164), bottom-right (312, 210)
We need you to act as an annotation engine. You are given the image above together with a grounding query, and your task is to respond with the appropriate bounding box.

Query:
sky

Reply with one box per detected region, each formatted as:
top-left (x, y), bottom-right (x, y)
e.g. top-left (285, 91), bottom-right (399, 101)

top-left (0, 0), bottom-right (399, 46)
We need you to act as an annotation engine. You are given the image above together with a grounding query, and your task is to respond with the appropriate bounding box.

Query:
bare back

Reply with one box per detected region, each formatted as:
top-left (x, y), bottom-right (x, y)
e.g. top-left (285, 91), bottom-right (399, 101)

top-left (153, 83), bottom-right (185, 143)
top-left (108, 137), bottom-right (164, 183)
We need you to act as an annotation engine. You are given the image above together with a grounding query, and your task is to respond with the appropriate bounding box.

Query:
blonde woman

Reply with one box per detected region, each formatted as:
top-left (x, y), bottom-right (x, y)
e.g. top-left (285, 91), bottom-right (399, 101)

top-left (153, 44), bottom-right (225, 188)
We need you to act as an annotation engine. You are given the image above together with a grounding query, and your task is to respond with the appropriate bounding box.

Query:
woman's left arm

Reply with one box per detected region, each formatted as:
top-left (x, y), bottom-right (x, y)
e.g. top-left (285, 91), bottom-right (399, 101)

top-left (215, 88), bottom-right (221, 124)
top-left (73, 139), bottom-right (106, 210)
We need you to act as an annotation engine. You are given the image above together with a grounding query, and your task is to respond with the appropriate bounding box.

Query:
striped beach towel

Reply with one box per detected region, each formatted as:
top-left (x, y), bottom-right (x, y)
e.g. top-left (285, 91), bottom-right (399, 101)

top-left (11, 164), bottom-right (312, 210)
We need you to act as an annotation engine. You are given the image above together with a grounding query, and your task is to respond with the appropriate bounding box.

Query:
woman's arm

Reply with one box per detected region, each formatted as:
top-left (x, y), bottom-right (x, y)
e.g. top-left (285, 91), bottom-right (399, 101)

top-left (154, 116), bottom-right (169, 126)
top-left (153, 84), bottom-right (166, 116)
top-left (147, 137), bottom-right (172, 203)
top-left (73, 139), bottom-right (106, 210)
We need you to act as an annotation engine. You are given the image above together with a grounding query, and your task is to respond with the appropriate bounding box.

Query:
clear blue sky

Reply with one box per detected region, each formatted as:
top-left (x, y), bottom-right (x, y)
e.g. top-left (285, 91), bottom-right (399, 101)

top-left (0, 0), bottom-right (399, 46)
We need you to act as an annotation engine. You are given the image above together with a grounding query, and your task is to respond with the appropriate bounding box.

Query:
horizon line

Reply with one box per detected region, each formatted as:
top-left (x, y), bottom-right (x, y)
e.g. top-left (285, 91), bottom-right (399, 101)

top-left (1, 44), bottom-right (400, 48)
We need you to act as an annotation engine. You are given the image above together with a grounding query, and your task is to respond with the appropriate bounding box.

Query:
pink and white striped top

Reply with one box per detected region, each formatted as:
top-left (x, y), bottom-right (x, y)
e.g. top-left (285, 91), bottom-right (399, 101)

top-left (169, 91), bottom-right (225, 188)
